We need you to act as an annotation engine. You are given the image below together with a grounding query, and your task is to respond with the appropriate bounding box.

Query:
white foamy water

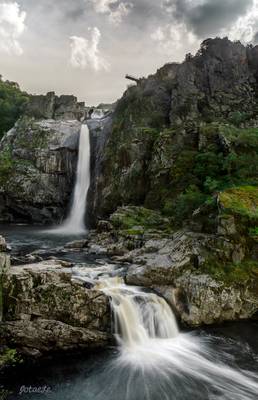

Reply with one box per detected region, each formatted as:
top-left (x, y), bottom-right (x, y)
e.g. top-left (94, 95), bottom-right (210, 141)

top-left (97, 278), bottom-right (179, 347)
top-left (95, 278), bottom-right (258, 400)
top-left (50, 124), bottom-right (90, 235)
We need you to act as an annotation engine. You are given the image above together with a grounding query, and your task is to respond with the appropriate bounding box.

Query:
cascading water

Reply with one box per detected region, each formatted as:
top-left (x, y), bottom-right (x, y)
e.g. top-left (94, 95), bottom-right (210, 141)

top-left (89, 277), bottom-right (258, 400)
top-left (97, 278), bottom-right (179, 348)
top-left (51, 124), bottom-right (91, 234)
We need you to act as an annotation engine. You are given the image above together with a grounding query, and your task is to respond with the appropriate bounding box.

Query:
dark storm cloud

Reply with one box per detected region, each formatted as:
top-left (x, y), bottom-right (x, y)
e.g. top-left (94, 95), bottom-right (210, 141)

top-left (165, 0), bottom-right (253, 37)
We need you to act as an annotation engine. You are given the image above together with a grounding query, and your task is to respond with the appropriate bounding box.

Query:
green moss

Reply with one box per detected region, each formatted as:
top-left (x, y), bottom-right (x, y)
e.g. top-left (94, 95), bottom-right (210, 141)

top-left (249, 227), bottom-right (258, 237)
top-left (228, 111), bottom-right (251, 127)
top-left (199, 260), bottom-right (258, 284)
top-left (123, 228), bottom-right (144, 236)
top-left (0, 348), bottom-right (21, 368)
top-left (199, 122), bottom-right (219, 137)
top-left (137, 127), bottom-right (159, 138)
top-left (221, 125), bottom-right (258, 148)
top-left (0, 147), bottom-right (14, 186)
top-left (110, 206), bottom-right (172, 233)
top-left (219, 186), bottom-right (258, 220)
top-left (15, 117), bottom-right (49, 150)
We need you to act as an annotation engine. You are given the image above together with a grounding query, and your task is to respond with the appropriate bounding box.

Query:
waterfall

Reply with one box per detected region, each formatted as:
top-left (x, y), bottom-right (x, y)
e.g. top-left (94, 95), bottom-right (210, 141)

top-left (51, 124), bottom-right (90, 234)
top-left (97, 278), bottom-right (178, 348)
top-left (92, 278), bottom-right (258, 400)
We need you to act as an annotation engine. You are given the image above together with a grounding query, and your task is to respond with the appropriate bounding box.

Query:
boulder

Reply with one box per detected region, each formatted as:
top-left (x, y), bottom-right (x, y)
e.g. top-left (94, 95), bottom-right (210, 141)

top-left (1, 260), bottom-right (111, 356)
top-left (125, 229), bottom-right (258, 326)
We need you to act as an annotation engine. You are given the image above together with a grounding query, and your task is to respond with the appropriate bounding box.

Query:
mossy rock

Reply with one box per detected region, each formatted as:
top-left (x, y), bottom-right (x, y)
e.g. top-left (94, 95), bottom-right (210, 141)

top-left (219, 186), bottom-right (258, 221)
top-left (110, 206), bottom-right (172, 233)
top-left (0, 347), bottom-right (21, 369)
top-left (199, 259), bottom-right (258, 285)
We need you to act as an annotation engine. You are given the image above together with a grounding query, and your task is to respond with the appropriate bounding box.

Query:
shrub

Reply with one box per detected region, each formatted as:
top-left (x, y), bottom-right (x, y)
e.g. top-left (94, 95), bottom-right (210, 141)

top-left (173, 185), bottom-right (207, 222)
top-left (0, 78), bottom-right (29, 138)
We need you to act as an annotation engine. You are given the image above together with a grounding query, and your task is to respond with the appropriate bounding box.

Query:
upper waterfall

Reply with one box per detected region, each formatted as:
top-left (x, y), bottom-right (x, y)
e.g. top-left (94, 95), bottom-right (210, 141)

top-left (64, 124), bottom-right (90, 233)
top-left (51, 124), bottom-right (91, 234)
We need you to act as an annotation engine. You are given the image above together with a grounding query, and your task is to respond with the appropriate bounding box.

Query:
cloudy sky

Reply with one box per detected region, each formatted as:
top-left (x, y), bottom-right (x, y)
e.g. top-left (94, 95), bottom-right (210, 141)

top-left (0, 0), bottom-right (258, 105)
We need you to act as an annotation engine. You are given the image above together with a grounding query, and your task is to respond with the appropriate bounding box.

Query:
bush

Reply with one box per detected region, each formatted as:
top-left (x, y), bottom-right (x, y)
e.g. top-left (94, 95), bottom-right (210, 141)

top-left (0, 78), bottom-right (29, 138)
top-left (173, 185), bottom-right (207, 222)
top-left (228, 111), bottom-right (249, 127)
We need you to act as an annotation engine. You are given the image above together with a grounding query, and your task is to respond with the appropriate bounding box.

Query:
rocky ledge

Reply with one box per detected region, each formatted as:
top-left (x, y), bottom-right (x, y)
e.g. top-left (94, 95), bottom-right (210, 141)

top-left (125, 231), bottom-right (258, 326)
top-left (89, 186), bottom-right (258, 326)
top-left (1, 259), bottom-right (111, 361)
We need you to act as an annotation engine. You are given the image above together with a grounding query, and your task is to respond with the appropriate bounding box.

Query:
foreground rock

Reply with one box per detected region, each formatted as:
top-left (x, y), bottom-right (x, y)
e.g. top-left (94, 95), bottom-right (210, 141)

top-left (125, 231), bottom-right (258, 326)
top-left (1, 260), bottom-right (111, 357)
top-left (92, 197), bottom-right (258, 327)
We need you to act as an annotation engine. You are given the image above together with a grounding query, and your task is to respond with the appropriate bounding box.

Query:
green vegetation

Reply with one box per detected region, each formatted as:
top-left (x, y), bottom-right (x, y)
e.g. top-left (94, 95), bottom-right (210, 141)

top-left (0, 77), bottom-right (29, 138)
top-left (0, 348), bottom-right (21, 368)
top-left (228, 111), bottom-right (251, 127)
top-left (0, 147), bottom-right (15, 186)
top-left (219, 186), bottom-right (258, 220)
top-left (110, 206), bottom-right (172, 233)
top-left (199, 260), bottom-right (258, 284)
top-left (15, 117), bottom-right (49, 150)
top-left (172, 185), bottom-right (207, 221)
top-left (156, 123), bottom-right (258, 225)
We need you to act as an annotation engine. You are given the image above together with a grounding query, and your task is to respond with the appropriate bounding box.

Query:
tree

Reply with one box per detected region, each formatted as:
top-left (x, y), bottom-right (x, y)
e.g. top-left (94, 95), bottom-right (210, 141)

top-left (0, 78), bottom-right (29, 138)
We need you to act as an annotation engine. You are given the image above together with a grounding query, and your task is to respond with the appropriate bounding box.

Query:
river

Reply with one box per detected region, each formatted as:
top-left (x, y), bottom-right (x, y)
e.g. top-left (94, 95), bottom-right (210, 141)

top-left (1, 225), bottom-right (258, 400)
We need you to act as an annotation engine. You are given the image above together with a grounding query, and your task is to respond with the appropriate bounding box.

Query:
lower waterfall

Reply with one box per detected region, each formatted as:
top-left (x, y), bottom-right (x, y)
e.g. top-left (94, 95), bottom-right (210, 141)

top-left (97, 278), bottom-right (179, 347)
top-left (90, 278), bottom-right (258, 400)
top-left (51, 124), bottom-right (91, 234)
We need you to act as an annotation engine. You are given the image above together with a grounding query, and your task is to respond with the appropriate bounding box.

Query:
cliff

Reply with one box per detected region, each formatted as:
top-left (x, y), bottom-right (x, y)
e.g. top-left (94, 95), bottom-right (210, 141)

top-left (0, 93), bottom-right (86, 223)
top-left (92, 38), bottom-right (258, 224)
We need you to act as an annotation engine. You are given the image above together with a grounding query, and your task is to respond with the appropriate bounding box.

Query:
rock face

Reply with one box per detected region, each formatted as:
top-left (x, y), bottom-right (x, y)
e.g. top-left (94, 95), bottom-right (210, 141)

top-left (93, 38), bottom-right (258, 219)
top-left (25, 92), bottom-right (87, 121)
top-left (0, 91), bottom-right (90, 223)
top-left (1, 260), bottom-right (111, 355)
top-left (92, 194), bottom-right (258, 327)
top-left (0, 236), bottom-right (10, 322)
top-left (87, 115), bottom-right (113, 225)
top-left (0, 118), bottom-right (81, 223)
top-left (125, 231), bottom-right (258, 326)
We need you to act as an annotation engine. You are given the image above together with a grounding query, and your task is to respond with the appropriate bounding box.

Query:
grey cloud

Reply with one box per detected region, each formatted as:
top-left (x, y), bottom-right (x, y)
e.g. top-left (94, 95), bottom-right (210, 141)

top-left (166, 0), bottom-right (253, 37)
top-left (253, 32), bottom-right (258, 45)
top-left (2, 0), bottom-right (256, 105)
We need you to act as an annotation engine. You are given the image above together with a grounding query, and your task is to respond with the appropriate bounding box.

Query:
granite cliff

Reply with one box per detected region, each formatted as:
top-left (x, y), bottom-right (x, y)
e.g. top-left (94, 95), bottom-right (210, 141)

top-left (0, 93), bottom-right (87, 223)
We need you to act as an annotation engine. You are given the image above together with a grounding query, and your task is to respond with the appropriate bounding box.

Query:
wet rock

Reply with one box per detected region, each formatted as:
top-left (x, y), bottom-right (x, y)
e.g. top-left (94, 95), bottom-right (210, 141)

top-left (88, 244), bottom-right (108, 255)
top-left (124, 229), bottom-right (258, 326)
top-left (97, 220), bottom-right (113, 232)
top-left (64, 239), bottom-right (89, 249)
top-left (170, 272), bottom-right (258, 326)
top-left (0, 238), bottom-right (10, 322)
top-left (1, 320), bottom-right (110, 355)
top-left (1, 260), bottom-right (111, 356)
